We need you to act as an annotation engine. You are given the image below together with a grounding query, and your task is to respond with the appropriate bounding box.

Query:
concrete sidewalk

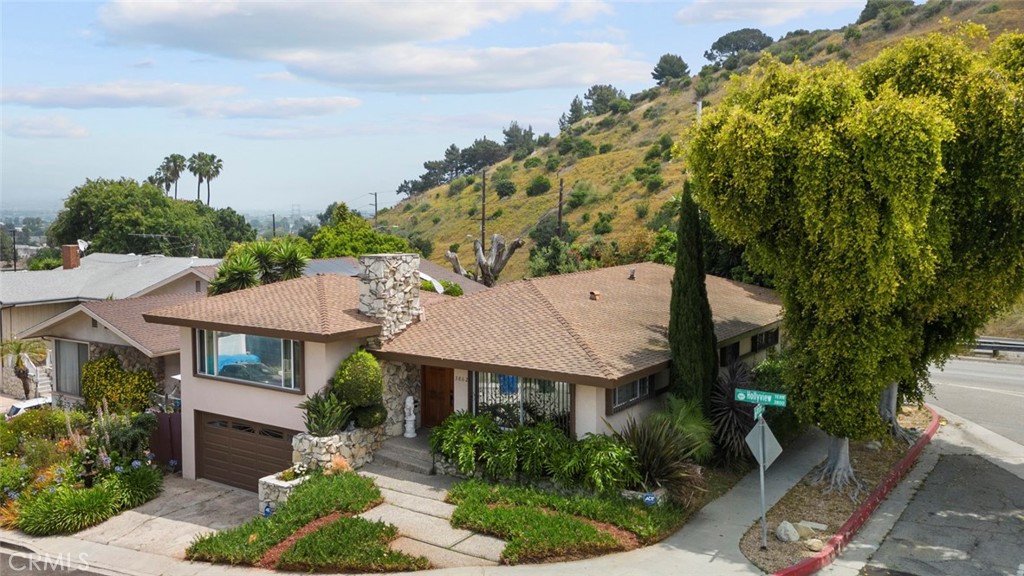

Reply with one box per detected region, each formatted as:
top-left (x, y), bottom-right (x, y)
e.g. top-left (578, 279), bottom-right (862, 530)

top-left (1, 428), bottom-right (832, 576)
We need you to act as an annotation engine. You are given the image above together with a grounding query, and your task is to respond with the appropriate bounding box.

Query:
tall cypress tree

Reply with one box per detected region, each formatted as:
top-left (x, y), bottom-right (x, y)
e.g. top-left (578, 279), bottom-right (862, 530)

top-left (669, 180), bottom-right (719, 408)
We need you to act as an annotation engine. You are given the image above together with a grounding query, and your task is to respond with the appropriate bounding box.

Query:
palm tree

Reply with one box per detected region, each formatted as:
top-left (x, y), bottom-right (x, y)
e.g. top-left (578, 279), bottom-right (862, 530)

top-left (1, 338), bottom-right (48, 399)
top-left (208, 253), bottom-right (261, 295)
top-left (204, 154), bottom-right (223, 206)
top-left (162, 154), bottom-right (187, 199)
top-left (187, 152), bottom-right (207, 202)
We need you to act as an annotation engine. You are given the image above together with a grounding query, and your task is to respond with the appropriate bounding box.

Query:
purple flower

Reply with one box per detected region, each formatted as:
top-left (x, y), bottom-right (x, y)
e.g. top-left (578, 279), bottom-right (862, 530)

top-left (146, 453), bottom-right (155, 461)
top-left (114, 465), bottom-right (124, 473)
top-left (36, 475), bottom-right (46, 483)
top-left (169, 459), bottom-right (178, 469)
top-left (100, 456), bottom-right (111, 467)
top-left (131, 460), bottom-right (142, 469)
top-left (48, 487), bottom-right (56, 493)
top-left (19, 464), bottom-right (28, 470)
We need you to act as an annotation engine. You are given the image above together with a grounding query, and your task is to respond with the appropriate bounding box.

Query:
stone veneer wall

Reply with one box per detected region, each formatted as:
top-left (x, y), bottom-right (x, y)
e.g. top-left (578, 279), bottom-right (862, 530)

top-left (358, 253), bottom-right (423, 347)
top-left (381, 361), bottom-right (421, 437)
top-left (1, 367), bottom-right (29, 398)
top-left (90, 343), bottom-right (165, 393)
top-left (291, 427), bottom-right (386, 470)
top-left (257, 474), bottom-right (309, 514)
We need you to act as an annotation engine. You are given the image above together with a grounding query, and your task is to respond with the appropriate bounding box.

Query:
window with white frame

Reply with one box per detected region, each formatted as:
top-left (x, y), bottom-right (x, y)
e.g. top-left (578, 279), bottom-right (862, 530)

top-left (54, 339), bottom-right (88, 397)
top-left (195, 329), bottom-right (302, 390)
top-left (609, 375), bottom-right (651, 414)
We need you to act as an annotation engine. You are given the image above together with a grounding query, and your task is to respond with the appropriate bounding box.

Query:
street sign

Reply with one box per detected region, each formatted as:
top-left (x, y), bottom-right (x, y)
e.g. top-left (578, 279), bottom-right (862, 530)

top-left (745, 420), bottom-right (782, 470)
top-left (735, 388), bottom-right (787, 408)
top-left (754, 403), bottom-right (765, 420)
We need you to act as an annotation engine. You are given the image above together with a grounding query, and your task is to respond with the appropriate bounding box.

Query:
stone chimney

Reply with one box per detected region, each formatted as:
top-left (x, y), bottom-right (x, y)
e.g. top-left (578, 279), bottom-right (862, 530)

top-left (61, 245), bottom-right (81, 269)
top-left (358, 253), bottom-right (423, 347)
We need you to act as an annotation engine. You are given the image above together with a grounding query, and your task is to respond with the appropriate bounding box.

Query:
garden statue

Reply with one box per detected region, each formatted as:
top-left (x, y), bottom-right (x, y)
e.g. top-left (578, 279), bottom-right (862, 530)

top-left (403, 395), bottom-right (416, 438)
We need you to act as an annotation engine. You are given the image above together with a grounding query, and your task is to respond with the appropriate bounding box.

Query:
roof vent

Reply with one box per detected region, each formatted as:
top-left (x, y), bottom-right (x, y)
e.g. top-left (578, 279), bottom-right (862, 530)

top-left (589, 290), bottom-right (601, 301)
top-left (628, 268), bottom-right (636, 280)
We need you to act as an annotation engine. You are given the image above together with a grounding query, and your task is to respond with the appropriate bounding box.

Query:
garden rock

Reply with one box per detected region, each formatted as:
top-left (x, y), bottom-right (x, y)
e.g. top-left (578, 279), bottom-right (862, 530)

top-left (775, 521), bottom-right (800, 543)
top-left (805, 538), bottom-right (825, 552)
top-left (799, 520), bottom-right (828, 531)
top-left (865, 440), bottom-right (882, 451)
top-left (795, 523), bottom-right (816, 539)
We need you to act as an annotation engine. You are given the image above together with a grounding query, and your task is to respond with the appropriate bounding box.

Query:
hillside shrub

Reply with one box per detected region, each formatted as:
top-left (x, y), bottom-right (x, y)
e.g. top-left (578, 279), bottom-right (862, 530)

top-left (599, 143), bottom-right (613, 154)
top-left (979, 3), bottom-right (1000, 13)
top-left (634, 201), bottom-right (650, 220)
top-left (844, 26), bottom-right (862, 42)
top-left (494, 179), bottom-right (516, 199)
top-left (573, 138), bottom-right (597, 158)
top-left (556, 137), bottom-right (575, 156)
top-left (566, 181), bottom-right (598, 210)
top-left (545, 156), bottom-right (560, 172)
top-left (526, 176), bottom-right (552, 197)
top-left (536, 133), bottom-right (553, 147)
top-left (523, 157), bottom-right (543, 169)
top-left (592, 212), bottom-right (613, 235)
top-left (330, 350), bottom-right (382, 408)
top-left (81, 355), bottom-right (156, 413)
top-left (432, 216), bottom-right (441, 225)
top-left (489, 208), bottom-right (504, 220)
top-left (646, 174), bottom-right (666, 193)
top-left (448, 177), bottom-right (470, 196)
top-left (632, 161), bottom-right (661, 182)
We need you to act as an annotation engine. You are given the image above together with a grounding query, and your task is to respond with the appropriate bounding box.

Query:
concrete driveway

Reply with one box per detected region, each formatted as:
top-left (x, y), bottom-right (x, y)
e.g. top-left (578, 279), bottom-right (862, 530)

top-left (75, 475), bottom-right (256, 559)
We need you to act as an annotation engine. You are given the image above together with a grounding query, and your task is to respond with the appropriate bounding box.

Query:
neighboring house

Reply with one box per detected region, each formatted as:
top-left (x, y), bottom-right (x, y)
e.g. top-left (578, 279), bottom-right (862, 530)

top-left (304, 257), bottom-right (488, 295)
top-left (19, 292), bottom-right (204, 405)
top-left (145, 255), bottom-right (781, 492)
top-left (1, 246), bottom-right (220, 342)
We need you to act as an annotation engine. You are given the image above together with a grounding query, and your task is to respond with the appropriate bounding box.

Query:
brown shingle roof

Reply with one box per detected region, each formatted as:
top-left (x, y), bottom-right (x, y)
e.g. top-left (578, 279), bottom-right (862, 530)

top-left (21, 292), bottom-right (204, 357)
top-left (144, 274), bottom-right (383, 342)
top-left (376, 262), bottom-right (781, 388)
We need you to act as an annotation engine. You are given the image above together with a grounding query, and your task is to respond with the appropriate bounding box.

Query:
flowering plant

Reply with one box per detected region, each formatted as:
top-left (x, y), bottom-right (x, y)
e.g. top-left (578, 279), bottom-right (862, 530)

top-left (277, 463), bottom-right (309, 482)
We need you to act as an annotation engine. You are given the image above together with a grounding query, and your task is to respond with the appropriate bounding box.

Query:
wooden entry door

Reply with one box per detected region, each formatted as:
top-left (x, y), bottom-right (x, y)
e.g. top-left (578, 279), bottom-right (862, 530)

top-left (421, 366), bottom-right (454, 427)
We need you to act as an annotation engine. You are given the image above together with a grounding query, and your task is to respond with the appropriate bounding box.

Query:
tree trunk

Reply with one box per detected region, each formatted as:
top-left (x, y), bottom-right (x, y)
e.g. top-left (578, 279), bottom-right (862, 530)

top-left (14, 365), bottom-right (31, 400)
top-left (197, 177), bottom-right (202, 201)
top-left (206, 180), bottom-right (211, 206)
top-left (446, 235), bottom-right (524, 287)
top-left (879, 381), bottom-right (917, 445)
top-left (812, 436), bottom-right (862, 501)
top-left (174, 180), bottom-right (178, 200)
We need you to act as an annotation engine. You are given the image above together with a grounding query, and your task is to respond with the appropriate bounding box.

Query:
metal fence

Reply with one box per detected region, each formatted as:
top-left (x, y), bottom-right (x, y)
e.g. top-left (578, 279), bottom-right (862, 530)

top-left (472, 372), bottom-right (572, 435)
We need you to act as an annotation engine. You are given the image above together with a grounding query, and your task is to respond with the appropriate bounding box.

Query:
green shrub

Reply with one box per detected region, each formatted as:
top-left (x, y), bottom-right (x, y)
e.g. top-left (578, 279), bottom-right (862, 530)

top-left (653, 396), bottom-right (715, 464)
top-left (632, 161), bottom-right (660, 182)
top-left (448, 177), bottom-right (470, 196)
top-left (298, 390), bottom-right (352, 436)
top-left (21, 437), bottom-right (62, 471)
top-left (844, 26), bottom-right (862, 42)
top-left (753, 356), bottom-right (806, 446)
top-left (494, 179), bottom-right (516, 199)
top-left (516, 422), bottom-right (572, 480)
top-left (567, 181), bottom-right (598, 210)
top-left (545, 156), bottom-right (560, 172)
top-left (0, 458), bottom-right (33, 503)
top-left (556, 137), bottom-right (575, 156)
top-left (645, 174), bottom-right (665, 193)
top-left (592, 212), bottom-right (614, 235)
top-left (276, 516), bottom-right (428, 571)
top-left (553, 433), bottom-right (638, 494)
top-left (979, 3), bottom-right (1000, 13)
top-left (352, 404), bottom-right (387, 429)
top-left (644, 145), bottom-right (662, 162)
top-left (526, 176), bottom-right (552, 197)
top-left (710, 362), bottom-right (756, 464)
top-left (18, 485), bottom-right (118, 535)
top-left (330, 350), bottom-right (382, 408)
top-left (573, 138), bottom-right (597, 158)
top-left (106, 464), bottom-right (164, 509)
top-left (429, 412), bottom-right (499, 475)
top-left (489, 208), bottom-right (504, 220)
top-left (8, 407), bottom-right (88, 441)
top-left (634, 201), bottom-right (650, 220)
top-left (599, 143), bottom-right (613, 154)
top-left (0, 420), bottom-right (17, 455)
top-left (448, 243), bottom-right (460, 253)
top-left (431, 216), bottom-right (441, 225)
top-left (81, 355), bottom-right (156, 413)
top-left (467, 206), bottom-right (477, 217)
top-left (523, 157), bottom-right (542, 169)
top-left (93, 412), bottom-right (157, 461)
top-left (615, 416), bottom-right (705, 505)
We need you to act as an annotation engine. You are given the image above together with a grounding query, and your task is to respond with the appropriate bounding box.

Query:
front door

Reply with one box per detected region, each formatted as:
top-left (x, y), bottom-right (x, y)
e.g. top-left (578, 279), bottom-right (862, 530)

top-left (421, 366), bottom-right (454, 427)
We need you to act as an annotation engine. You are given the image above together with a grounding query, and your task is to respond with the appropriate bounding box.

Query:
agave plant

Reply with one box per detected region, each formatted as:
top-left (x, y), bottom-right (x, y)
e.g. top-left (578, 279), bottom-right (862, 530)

top-left (297, 390), bottom-right (352, 437)
top-left (615, 415), bottom-right (706, 505)
top-left (709, 362), bottom-right (756, 465)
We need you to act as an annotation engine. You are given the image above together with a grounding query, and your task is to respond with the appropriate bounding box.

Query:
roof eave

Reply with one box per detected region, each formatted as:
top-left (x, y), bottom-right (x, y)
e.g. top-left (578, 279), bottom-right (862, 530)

top-left (143, 313), bottom-right (381, 343)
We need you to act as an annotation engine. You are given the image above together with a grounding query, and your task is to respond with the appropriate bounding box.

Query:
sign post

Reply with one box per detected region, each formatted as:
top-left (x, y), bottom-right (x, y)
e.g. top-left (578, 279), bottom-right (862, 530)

top-left (737, 389), bottom-right (785, 550)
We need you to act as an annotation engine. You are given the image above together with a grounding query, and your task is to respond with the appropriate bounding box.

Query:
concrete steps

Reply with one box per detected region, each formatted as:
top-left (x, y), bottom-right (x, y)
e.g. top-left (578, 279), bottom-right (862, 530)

top-left (34, 376), bottom-right (52, 398)
top-left (372, 434), bottom-right (435, 475)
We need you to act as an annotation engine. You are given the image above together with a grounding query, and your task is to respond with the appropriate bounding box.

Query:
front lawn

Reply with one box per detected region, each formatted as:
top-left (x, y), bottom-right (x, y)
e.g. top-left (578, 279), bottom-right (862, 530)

top-left (187, 471), bottom-right (427, 571)
top-left (447, 480), bottom-right (692, 564)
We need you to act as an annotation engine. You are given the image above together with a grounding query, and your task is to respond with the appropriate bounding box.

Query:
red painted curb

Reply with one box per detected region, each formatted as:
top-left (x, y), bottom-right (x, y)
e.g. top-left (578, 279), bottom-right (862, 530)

top-left (772, 405), bottom-right (941, 576)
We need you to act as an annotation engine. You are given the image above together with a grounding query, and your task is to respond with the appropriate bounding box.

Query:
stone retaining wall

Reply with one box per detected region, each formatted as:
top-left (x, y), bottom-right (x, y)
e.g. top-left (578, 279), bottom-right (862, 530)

top-left (291, 427), bottom-right (386, 470)
top-left (257, 473), bottom-right (309, 515)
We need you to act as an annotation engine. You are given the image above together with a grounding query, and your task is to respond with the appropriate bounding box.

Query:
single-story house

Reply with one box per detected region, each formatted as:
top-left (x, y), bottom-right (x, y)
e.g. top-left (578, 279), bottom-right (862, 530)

top-left (145, 255), bottom-right (781, 491)
top-left (19, 292), bottom-right (204, 405)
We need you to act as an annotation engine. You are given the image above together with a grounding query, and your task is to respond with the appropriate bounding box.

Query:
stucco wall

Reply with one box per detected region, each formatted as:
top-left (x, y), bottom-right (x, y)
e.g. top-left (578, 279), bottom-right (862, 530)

top-left (138, 274), bottom-right (208, 297)
top-left (574, 369), bottom-right (670, 437)
top-left (453, 369), bottom-right (469, 413)
top-left (48, 313), bottom-right (127, 347)
top-left (180, 331), bottom-right (358, 481)
top-left (4, 302), bottom-right (76, 346)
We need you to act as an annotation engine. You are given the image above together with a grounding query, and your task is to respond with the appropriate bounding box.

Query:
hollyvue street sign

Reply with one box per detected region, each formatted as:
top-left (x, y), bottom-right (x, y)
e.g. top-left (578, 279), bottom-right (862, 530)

top-left (734, 388), bottom-right (787, 408)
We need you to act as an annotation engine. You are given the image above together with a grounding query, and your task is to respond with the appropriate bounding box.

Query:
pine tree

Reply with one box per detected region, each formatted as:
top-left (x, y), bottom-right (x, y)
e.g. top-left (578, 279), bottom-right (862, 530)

top-left (668, 180), bottom-right (718, 408)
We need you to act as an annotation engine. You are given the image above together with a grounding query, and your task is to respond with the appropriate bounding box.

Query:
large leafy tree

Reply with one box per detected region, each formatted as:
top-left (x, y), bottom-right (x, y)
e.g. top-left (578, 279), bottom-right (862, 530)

top-left (652, 54), bottom-right (691, 85)
top-left (47, 178), bottom-right (254, 257)
top-left (703, 28), bottom-right (773, 64)
top-left (688, 29), bottom-right (1024, 494)
top-left (583, 84), bottom-right (626, 115)
top-left (311, 202), bottom-right (410, 258)
top-left (668, 181), bottom-right (718, 409)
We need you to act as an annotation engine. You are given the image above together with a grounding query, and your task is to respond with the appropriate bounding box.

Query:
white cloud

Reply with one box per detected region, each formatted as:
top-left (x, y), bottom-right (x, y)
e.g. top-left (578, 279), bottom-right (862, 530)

top-left (284, 43), bottom-right (648, 93)
top-left (2, 81), bottom-right (243, 108)
top-left (186, 96), bottom-right (361, 119)
top-left (97, 1), bottom-right (641, 93)
top-left (256, 71), bottom-right (300, 83)
top-left (3, 115), bottom-right (89, 139)
top-left (675, 0), bottom-right (862, 27)
top-left (132, 59), bottom-right (155, 68)
top-left (225, 125), bottom-right (352, 140)
top-left (560, 1), bottom-right (614, 22)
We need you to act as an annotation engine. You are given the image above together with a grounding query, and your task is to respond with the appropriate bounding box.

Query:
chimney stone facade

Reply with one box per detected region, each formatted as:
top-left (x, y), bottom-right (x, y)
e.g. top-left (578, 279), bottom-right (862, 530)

top-left (61, 245), bottom-right (81, 269)
top-left (358, 253), bottom-right (423, 347)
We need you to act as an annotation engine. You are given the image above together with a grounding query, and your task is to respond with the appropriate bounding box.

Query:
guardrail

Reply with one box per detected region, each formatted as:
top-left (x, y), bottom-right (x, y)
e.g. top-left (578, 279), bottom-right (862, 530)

top-left (974, 338), bottom-right (1024, 354)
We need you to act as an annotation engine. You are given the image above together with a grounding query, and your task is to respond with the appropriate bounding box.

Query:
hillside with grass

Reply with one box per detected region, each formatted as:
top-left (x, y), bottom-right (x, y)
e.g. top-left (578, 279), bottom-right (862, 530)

top-left (378, 1), bottom-right (1024, 284)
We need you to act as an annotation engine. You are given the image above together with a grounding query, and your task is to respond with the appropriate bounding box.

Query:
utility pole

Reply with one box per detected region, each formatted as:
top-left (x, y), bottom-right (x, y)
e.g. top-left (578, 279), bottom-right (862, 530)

top-left (557, 178), bottom-right (564, 240)
top-left (370, 192), bottom-right (378, 226)
top-left (11, 227), bottom-right (17, 272)
top-left (272, 214), bottom-right (276, 238)
top-left (480, 169), bottom-right (487, 248)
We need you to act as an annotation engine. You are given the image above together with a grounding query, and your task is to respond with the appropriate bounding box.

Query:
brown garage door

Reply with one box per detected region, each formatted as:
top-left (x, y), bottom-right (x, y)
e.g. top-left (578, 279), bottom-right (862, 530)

top-left (196, 412), bottom-right (297, 491)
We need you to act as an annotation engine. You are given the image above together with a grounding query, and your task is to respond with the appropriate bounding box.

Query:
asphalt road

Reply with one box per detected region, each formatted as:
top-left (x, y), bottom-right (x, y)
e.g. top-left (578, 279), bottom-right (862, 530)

top-left (928, 357), bottom-right (1024, 445)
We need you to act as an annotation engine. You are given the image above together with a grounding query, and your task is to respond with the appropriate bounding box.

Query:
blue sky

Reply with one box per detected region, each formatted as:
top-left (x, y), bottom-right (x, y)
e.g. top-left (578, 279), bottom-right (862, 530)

top-left (1, 1), bottom-right (864, 215)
